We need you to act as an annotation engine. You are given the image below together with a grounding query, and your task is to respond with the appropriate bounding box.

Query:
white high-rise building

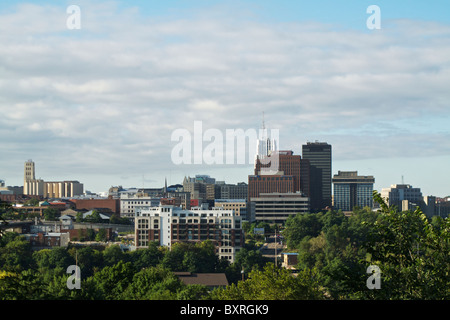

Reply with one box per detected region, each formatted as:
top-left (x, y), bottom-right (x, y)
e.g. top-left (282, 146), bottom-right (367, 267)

top-left (254, 113), bottom-right (278, 172)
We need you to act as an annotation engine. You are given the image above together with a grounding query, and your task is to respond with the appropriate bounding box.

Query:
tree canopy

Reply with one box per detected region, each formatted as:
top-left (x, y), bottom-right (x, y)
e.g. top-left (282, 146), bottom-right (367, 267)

top-left (0, 191), bottom-right (448, 300)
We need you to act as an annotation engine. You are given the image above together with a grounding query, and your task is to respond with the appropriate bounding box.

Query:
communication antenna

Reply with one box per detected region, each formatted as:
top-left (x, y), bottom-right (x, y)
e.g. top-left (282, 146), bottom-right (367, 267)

top-left (262, 111), bottom-right (265, 130)
top-left (401, 175), bottom-right (404, 184)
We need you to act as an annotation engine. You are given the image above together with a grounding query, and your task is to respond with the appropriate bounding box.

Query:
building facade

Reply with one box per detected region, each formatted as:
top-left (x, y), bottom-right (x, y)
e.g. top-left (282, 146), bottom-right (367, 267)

top-left (24, 232), bottom-right (70, 249)
top-left (70, 198), bottom-right (120, 214)
top-left (183, 176), bottom-right (214, 202)
top-left (120, 190), bottom-right (161, 219)
top-left (250, 192), bottom-right (309, 224)
top-left (248, 175), bottom-right (295, 199)
top-left (381, 184), bottom-right (423, 209)
top-left (250, 150), bottom-right (310, 199)
top-left (135, 206), bottom-right (243, 262)
top-left (44, 181), bottom-right (84, 198)
top-left (214, 199), bottom-right (249, 221)
top-left (217, 182), bottom-right (248, 200)
top-left (332, 171), bottom-right (375, 212)
top-left (23, 160), bottom-right (83, 198)
top-left (302, 142), bottom-right (332, 211)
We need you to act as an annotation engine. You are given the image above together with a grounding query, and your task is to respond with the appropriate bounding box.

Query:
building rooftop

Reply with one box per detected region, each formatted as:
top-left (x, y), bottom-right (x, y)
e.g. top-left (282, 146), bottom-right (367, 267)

top-left (173, 272), bottom-right (229, 287)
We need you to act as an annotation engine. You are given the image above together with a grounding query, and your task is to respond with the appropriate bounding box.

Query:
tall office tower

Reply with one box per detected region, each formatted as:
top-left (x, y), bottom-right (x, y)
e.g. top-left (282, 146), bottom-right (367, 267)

top-left (255, 150), bottom-right (302, 192)
top-left (23, 159), bottom-right (44, 196)
top-left (254, 115), bottom-right (278, 171)
top-left (24, 159), bottom-right (35, 182)
top-left (183, 175), bottom-right (215, 202)
top-left (248, 175), bottom-right (295, 199)
top-left (332, 171), bottom-right (375, 212)
top-left (302, 142), bottom-right (332, 212)
top-left (300, 158), bottom-right (311, 198)
top-left (380, 184), bottom-right (423, 209)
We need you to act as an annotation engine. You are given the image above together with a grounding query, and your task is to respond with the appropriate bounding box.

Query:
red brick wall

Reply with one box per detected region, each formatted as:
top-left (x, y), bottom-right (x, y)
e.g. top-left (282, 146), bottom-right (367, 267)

top-left (71, 198), bottom-right (120, 214)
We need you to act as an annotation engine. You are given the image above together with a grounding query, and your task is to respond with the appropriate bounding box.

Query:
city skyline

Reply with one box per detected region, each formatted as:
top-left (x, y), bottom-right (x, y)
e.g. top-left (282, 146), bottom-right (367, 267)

top-left (1, 1), bottom-right (449, 197)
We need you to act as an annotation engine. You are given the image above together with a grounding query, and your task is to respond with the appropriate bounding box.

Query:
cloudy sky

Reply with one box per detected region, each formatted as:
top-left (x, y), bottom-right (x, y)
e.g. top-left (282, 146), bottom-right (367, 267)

top-left (0, 0), bottom-right (449, 196)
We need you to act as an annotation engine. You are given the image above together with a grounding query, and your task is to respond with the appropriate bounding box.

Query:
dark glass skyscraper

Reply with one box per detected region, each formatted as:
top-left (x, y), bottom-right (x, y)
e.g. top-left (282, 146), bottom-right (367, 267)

top-left (302, 141), bottom-right (332, 212)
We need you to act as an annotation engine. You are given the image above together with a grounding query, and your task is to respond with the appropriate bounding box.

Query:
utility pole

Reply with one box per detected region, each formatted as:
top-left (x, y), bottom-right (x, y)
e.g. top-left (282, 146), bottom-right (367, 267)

top-left (75, 250), bottom-right (78, 281)
top-left (274, 227), bottom-right (277, 268)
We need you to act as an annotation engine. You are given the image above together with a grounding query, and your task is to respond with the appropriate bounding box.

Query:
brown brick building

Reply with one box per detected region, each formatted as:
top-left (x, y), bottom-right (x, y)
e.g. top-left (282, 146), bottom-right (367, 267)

top-left (70, 198), bottom-right (120, 214)
top-left (249, 150), bottom-right (310, 200)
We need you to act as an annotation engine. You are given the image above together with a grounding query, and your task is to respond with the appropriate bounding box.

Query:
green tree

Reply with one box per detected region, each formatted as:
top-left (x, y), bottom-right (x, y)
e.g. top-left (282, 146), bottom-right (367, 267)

top-left (103, 244), bottom-right (126, 266)
top-left (363, 191), bottom-right (450, 299)
top-left (160, 241), bottom-right (220, 273)
top-left (283, 213), bottom-right (323, 249)
top-left (122, 266), bottom-right (183, 300)
top-left (0, 201), bottom-right (12, 241)
top-left (0, 234), bottom-right (34, 272)
top-left (43, 207), bottom-right (59, 221)
top-left (90, 261), bottom-right (136, 300)
top-left (210, 263), bottom-right (324, 300)
top-left (68, 247), bottom-right (103, 278)
top-left (0, 269), bottom-right (50, 299)
top-left (24, 198), bottom-right (39, 206)
top-left (75, 211), bottom-right (84, 223)
top-left (161, 243), bottom-right (186, 271)
top-left (233, 247), bottom-right (266, 273)
top-left (177, 284), bottom-right (210, 300)
top-left (86, 228), bottom-right (96, 241)
top-left (95, 228), bottom-right (107, 242)
top-left (86, 210), bottom-right (102, 223)
top-left (33, 247), bottom-right (74, 272)
top-left (128, 241), bottom-right (164, 270)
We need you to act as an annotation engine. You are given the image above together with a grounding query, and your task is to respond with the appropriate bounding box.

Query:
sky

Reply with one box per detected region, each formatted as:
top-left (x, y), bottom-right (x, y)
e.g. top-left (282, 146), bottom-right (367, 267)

top-left (0, 0), bottom-right (449, 196)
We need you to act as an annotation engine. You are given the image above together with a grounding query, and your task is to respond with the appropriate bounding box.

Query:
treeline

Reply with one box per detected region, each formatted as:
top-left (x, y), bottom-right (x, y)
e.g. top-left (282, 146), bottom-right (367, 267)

top-left (0, 233), bottom-right (268, 300)
top-left (0, 191), bottom-right (448, 300)
top-left (281, 192), bottom-right (449, 300)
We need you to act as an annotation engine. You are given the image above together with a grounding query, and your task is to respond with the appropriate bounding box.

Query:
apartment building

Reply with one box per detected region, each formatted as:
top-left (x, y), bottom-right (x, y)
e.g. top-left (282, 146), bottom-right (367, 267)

top-left (120, 189), bottom-right (160, 219)
top-left (135, 205), bottom-right (243, 262)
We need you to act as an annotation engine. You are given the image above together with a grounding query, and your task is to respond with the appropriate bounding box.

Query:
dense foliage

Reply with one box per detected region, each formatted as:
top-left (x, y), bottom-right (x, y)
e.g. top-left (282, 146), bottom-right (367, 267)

top-left (280, 191), bottom-right (449, 300)
top-left (0, 192), bottom-right (448, 300)
top-left (0, 236), bottom-right (269, 300)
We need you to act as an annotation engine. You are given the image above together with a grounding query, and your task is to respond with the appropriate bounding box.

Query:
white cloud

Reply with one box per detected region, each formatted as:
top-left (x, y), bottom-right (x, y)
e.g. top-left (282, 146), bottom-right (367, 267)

top-left (0, 2), bottom-right (449, 193)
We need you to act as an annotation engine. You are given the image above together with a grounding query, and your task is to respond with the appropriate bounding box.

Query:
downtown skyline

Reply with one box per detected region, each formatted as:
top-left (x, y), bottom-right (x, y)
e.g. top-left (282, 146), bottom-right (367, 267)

top-left (1, 1), bottom-right (450, 197)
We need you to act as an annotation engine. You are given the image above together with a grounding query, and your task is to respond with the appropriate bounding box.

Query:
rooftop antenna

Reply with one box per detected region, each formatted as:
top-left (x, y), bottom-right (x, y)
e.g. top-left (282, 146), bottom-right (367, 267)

top-left (402, 175), bottom-right (404, 184)
top-left (262, 111), bottom-right (265, 130)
